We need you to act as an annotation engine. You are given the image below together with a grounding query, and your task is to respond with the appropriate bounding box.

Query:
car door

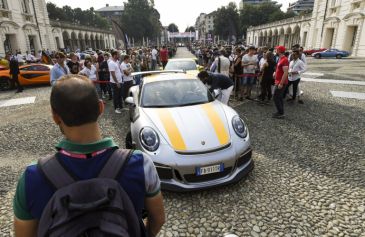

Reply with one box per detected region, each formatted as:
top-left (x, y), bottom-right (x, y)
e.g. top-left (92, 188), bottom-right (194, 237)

top-left (19, 65), bottom-right (50, 85)
top-left (327, 49), bottom-right (337, 58)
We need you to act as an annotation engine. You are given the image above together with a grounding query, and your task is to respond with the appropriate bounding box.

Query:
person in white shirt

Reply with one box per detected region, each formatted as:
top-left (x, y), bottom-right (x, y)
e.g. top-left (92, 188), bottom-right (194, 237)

top-left (16, 51), bottom-right (25, 65)
top-left (79, 59), bottom-right (101, 99)
top-left (25, 51), bottom-right (36, 63)
top-left (210, 50), bottom-right (230, 77)
top-left (241, 46), bottom-right (258, 100)
top-left (108, 51), bottom-right (125, 113)
top-left (284, 50), bottom-right (306, 104)
top-left (120, 55), bottom-right (134, 102)
top-left (151, 46), bottom-right (158, 70)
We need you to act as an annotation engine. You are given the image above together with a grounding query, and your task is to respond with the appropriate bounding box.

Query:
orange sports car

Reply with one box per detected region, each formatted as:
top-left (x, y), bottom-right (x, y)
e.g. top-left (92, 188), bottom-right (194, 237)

top-left (0, 64), bottom-right (52, 90)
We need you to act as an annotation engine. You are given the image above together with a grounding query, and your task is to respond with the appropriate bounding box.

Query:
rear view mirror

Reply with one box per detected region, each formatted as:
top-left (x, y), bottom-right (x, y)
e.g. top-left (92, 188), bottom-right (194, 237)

top-left (197, 65), bottom-right (204, 72)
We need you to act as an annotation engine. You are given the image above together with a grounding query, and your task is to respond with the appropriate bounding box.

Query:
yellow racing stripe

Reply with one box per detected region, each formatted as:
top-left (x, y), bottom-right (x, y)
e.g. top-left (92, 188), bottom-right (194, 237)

top-left (201, 103), bottom-right (229, 145)
top-left (156, 109), bottom-right (187, 151)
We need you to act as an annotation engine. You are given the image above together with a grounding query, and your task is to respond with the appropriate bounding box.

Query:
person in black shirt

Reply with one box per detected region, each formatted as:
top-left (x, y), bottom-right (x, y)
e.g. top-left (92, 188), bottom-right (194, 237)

top-left (66, 53), bottom-right (80, 74)
top-left (97, 53), bottom-right (112, 100)
top-left (197, 71), bottom-right (234, 105)
top-left (259, 51), bottom-right (276, 102)
top-left (6, 53), bottom-right (23, 93)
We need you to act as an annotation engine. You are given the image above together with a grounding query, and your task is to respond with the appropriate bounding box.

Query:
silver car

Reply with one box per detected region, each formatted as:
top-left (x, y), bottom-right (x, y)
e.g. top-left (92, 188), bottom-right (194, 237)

top-left (125, 71), bottom-right (253, 191)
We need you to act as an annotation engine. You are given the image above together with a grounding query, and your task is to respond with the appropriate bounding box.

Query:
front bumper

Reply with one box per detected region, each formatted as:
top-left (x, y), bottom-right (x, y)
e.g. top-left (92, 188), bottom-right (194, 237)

top-left (158, 148), bottom-right (254, 192)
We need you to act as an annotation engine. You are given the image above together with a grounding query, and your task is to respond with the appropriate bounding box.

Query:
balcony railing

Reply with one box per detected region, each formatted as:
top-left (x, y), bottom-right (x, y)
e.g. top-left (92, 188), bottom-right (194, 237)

top-left (248, 14), bottom-right (312, 31)
top-left (50, 20), bottom-right (113, 34)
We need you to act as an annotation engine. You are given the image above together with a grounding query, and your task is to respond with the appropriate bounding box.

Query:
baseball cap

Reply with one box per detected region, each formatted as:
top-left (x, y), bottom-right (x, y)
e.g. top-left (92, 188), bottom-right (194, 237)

top-left (275, 46), bottom-right (286, 53)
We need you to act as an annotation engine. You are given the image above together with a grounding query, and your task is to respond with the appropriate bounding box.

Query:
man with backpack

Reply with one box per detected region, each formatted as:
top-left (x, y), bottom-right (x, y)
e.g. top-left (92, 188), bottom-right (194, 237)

top-left (13, 74), bottom-right (165, 237)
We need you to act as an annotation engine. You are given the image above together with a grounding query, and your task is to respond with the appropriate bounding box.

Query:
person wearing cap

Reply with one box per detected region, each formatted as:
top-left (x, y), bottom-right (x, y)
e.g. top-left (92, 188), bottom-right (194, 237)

top-left (272, 45), bottom-right (289, 119)
top-left (50, 52), bottom-right (70, 86)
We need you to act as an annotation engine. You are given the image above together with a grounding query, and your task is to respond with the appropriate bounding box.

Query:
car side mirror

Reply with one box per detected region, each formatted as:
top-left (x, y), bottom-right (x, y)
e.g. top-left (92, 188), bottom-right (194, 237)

top-left (197, 65), bottom-right (204, 72)
top-left (125, 97), bottom-right (135, 105)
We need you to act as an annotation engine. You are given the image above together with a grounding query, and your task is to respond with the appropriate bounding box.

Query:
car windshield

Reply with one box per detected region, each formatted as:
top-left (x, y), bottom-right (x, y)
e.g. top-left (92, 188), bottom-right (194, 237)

top-left (141, 79), bottom-right (214, 108)
top-left (165, 60), bottom-right (197, 71)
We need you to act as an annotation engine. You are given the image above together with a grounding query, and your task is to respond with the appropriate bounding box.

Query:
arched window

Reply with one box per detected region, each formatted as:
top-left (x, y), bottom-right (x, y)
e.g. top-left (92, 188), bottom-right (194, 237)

top-left (0, 0), bottom-right (8, 9)
top-left (21, 0), bottom-right (30, 14)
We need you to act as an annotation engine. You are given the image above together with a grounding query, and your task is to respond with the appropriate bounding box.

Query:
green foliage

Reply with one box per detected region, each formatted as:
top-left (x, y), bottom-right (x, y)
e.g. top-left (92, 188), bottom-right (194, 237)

top-left (120, 0), bottom-right (161, 41)
top-left (185, 26), bottom-right (196, 32)
top-left (168, 23), bottom-right (179, 33)
top-left (239, 2), bottom-right (298, 37)
top-left (213, 2), bottom-right (239, 39)
top-left (46, 2), bottom-right (109, 29)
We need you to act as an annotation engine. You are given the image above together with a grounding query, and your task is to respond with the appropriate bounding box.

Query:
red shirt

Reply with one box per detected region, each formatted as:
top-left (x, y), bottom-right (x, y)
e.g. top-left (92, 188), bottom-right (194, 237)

top-left (160, 49), bottom-right (168, 62)
top-left (275, 56), bottom-right (289, 85)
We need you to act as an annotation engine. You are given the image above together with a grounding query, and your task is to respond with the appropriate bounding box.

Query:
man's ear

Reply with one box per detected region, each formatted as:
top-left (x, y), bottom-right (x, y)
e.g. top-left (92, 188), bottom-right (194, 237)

top-left (51, 109), bottom-right (62, 125)
top-left (98, 100), bottom-right (105, 116)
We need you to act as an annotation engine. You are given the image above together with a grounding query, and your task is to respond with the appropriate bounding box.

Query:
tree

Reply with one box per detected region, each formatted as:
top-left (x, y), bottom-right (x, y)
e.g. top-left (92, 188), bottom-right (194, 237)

top-left (167, 23), bottom-right (179, 33)
top-left (185, 26), bottom-right (195, 32)
top-left (214, 2), bottom-right (240, 41)
top-left (239, 2), bottom-right (295, 38)
top-left (121, 0), bottom-right (161, 41)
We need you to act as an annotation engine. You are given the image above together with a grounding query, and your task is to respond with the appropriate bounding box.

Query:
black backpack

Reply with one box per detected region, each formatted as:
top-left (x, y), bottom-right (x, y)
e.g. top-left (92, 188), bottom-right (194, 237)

top-left (37, 149), bottom-right (142, 237)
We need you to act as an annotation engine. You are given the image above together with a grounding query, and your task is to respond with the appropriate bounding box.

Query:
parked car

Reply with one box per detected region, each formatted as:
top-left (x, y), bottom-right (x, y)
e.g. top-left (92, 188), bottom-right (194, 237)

top-left (312, 49), bottom-right (350, 59)
top-left (303, 48), bottom-right (327, 56)
top-left (164, 58), bottom-right (203, 76)
top-left (125, 71), bottom-right (254, 191)
top-left (0, 64), bottom-right (52, 90)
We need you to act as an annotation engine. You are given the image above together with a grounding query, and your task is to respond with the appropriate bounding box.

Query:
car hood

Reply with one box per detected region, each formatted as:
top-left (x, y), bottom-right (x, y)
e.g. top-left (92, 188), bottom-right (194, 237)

top-left (142, 101), bottom-right (231, 153)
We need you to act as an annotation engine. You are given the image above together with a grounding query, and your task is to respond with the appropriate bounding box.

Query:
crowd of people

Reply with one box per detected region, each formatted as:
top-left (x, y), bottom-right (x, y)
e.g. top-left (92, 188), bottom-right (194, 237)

top-left (193, 42), bottom-right (307, 119)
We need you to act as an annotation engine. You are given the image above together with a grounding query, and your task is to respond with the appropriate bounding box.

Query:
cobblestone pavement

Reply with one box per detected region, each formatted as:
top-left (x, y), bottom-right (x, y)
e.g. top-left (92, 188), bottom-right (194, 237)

top-left (0, 48), bottom-right (364, 237)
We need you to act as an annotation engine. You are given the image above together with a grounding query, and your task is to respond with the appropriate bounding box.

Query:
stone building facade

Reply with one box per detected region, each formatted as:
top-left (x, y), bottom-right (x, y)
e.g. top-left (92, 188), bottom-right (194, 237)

top-left (0, 0), bottom-right (117, 57)
top-left (246, 0), bottom-right (365, 57)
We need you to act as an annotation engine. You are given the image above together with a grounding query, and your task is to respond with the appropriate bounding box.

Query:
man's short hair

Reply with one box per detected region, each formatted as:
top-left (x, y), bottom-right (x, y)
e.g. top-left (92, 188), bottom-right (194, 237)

top-left (111, 51), bottom-right (118, 57)
top-left (197, 71), bottom-right (209, 80)
top-left (55, 52), bottom-right (66, 59)
top-left (124, 55), bottom-right (130, 60)
top-left (50, 75), bottom-right (100, 127)
top-left (69, 52), bottom-right (75, 58)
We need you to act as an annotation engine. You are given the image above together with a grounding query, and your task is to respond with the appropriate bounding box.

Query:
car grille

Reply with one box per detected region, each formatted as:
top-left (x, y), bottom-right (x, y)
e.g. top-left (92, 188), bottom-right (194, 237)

top-left (236, 149), bottom-right (252, 167)
top-left (183, 167), bottom-right (232, 183)
top-left (156, 166), bottom-right (173, 180)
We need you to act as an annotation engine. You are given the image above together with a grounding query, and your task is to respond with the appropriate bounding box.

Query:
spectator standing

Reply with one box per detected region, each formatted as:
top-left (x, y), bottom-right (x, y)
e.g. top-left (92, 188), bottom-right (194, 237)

top-left (50, 52), bottom-right (70, 86)
top-left (232, 48), bottom-right (243, 99)
top-left (151, 46), bottom-right (158, 70)
top-left (6, 53), bottom-right (23, 93)
top-left (272, 46), bottom-right (289, 119)
top-left (97, 53), bottom-right (112, 100)
top-left (210, 50), bottom-right (230, 77)
top-left (16, 51), bottom-right (25, 65)
top-left (241, 46), bottom-right (257, 100)
top-left (259, 51), bottom-right (276, 102)
top-left (13, 75), bottom-right (165, 237)
top-left (67, 53), bottom-right (80, 74)
top-left (25, 51), bottom-right (36, 63)
top-left (284, 50), bottom-right (306, 104)
top-left (109, 51), bottom-right (124, 114)
top-left (121, 55), bottom-right (134, 101)
top-left (160, 46), bottom-right (169, 70)
top-left (79, 59), bottom-right (101, 99)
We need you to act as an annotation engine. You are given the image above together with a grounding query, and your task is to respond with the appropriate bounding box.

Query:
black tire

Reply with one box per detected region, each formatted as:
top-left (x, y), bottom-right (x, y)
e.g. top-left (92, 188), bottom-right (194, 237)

top-left (125, 131), bottom-right (134, 149)
top-left (315, 54), bottom-right (321, 59)
top-left (336, 54), bottom-right (342, 59)
top-left (0, 77), bottom-right (11, 91)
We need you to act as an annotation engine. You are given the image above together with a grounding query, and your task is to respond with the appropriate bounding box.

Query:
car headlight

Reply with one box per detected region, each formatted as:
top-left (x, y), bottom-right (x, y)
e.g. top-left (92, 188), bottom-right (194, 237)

top-left (140, 127), bottom-right (160, 152)
top-left (232, 115), bottom-right (247, 138)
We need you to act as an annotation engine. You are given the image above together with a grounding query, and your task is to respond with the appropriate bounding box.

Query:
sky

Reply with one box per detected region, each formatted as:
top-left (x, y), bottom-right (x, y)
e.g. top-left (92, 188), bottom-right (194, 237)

top-left (46, 0), bottom-right (295, 31)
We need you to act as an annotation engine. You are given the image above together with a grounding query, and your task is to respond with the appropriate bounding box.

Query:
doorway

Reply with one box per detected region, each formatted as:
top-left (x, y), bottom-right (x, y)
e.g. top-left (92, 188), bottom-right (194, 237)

top-left (323, 28), bottom-right (335, 48)
top-left (343, 26), bottom-right (358, 54)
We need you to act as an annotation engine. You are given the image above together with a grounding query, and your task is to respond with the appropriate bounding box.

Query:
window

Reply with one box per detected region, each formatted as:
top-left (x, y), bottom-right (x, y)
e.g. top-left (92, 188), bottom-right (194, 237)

top-left (21, 0), bottom-right (30, 14)
top-left (0, 0), bottom-right (8, 9)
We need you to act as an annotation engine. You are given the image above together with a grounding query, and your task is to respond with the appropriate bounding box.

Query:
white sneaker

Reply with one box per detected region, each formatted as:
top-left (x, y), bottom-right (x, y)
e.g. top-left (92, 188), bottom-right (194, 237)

top-left (115, 109), bottom-right (122, 114)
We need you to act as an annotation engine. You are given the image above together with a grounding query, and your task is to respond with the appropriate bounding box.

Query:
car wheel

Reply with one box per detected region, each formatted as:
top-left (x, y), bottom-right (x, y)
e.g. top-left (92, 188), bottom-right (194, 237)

top-left (315, 54), bottom-right (321, 59)
top-left (336, 54), bottom-right (342, 59)
top-left (125, 131), bottom-right (135, 149)
top-left (0, 77), bottom-right (11, 91)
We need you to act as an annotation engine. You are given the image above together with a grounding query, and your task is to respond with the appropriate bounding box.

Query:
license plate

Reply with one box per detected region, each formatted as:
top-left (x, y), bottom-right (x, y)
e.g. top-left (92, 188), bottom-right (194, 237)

top-left (196, 164), bottom-right (224, 176)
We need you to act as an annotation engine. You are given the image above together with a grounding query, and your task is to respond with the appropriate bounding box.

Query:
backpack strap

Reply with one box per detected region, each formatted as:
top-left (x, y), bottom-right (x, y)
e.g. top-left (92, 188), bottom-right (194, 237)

top-left (97, 149), bottom-right (133, 179)
top-left (38, 155), bottom-right (76, 190)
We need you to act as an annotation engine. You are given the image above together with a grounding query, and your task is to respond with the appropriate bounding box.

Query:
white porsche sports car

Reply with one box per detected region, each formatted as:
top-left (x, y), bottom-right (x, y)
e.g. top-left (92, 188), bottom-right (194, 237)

top-left (125, 71), bottom-right (253, 191)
